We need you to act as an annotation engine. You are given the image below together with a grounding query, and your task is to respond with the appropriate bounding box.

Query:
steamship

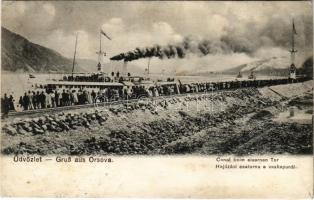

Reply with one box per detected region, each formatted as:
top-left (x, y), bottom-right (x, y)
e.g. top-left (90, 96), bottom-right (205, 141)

top-left (41, 30), bottom-right (178, 94)
top-left (39, 18), bottom-right (299, 95)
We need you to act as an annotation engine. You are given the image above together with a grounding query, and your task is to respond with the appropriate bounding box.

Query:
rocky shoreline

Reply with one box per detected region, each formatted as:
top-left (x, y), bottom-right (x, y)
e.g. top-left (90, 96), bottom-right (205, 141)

top-left (1, 81), bottom-right (313, 155)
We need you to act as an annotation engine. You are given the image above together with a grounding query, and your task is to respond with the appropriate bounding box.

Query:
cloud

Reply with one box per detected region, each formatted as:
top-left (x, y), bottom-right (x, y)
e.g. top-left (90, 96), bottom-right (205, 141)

top-left (101, 18), bottom-right (124, 35)
top-left (2, 2), bottom-right (26, 16)
top-left (2, 1), bottom-right (312, 72)
top-left (128, 52), bottom-right (256, 74)
top-left (27, 3), bottom-right (55, 29)
top-left (43, 3), bottom-right (56, 17)
top-left (205, 14), bottom-right (229, 39)
top-left (99, 18), bottom-right (183, 57)
top-left (1, 2), bottom-right (26, 30)
top-left (2, 2), bottom-right (56, 37)
top-left (254, 47), bottom-right (288, 59)
top-left (36, 29), bottom-right (93, 59)
top-left (151, 22), bottom-right (183, 44)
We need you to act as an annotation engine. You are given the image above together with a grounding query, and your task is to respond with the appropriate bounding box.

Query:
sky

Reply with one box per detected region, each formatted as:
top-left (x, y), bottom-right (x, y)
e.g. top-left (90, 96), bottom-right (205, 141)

top-left (2, 1), bottom-right (313, 73)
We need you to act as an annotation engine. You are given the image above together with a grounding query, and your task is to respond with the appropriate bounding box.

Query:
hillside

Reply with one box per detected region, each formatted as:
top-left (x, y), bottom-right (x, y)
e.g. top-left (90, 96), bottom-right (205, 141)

top-left (1, 27), bottom-right (74, 72)
top-left (1, 27), bottom-right (118, 73)
top-left (219, 56), bottom-right (291, 76)
top-left (182, 56), bottom-right (295, 77)
top-left (220, 56), bottom-right (313, 77)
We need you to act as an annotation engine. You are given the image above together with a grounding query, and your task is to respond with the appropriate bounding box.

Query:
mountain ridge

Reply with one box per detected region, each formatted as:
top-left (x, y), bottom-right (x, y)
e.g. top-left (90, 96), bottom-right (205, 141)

top-left (2, 27), bottom-right (74, 72)
top-left (188, 56), bottom-right (312, 77)
top-left (1, 27), bottom-right (145, 75)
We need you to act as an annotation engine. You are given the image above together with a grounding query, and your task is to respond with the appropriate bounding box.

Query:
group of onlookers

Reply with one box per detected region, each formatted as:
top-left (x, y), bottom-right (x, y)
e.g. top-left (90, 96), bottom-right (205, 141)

top-left (1, 77), bottom-right (309, 115)
top-left (1, 93), bottom-right (15, 118)
top-left (63, 72), bottom-right (132, 83)
top-left (17, 89), bottom-right (98, 111)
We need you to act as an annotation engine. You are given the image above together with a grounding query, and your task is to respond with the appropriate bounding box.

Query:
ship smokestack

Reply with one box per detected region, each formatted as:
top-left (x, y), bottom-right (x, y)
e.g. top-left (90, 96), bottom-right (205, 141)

top-left (123, 61), bottom-right (127, 76)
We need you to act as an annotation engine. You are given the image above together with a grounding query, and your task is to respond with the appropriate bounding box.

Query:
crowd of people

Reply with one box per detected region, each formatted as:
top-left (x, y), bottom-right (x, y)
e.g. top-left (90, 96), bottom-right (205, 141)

top-left (63, 72), bottom-right (132, 83)
top-left (1, 77), bottom-right (309, 115)
top-left (1, 94), bottom-right (16, 117)
top-left (16, 89), bottom-right (100, 111)
top-left (1, 83), bottom-right (178, 114)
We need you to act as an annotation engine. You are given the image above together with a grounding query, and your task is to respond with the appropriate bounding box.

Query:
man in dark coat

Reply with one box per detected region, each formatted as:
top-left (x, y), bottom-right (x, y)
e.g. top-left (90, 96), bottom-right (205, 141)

top-left (18, 96), bottom-right (24, 110)
top-left (22, 93), bottom-right (29, 110)
top-left (61, 89), bottom-right (67, 106)
top-left (40, 91), bottom-right (46, 109)
top-left (91, 90), bottom-right (96, 103)
top-left (35, 91), bottom-right (41, 109)
top-left (55, 90), bottom-right (59, 107)
top-left (32, 91), bottom-right (37, 109)
top-left (9, 95), bottom-right (15, 111)
top-left (1, 94), bottom-right (10, 117)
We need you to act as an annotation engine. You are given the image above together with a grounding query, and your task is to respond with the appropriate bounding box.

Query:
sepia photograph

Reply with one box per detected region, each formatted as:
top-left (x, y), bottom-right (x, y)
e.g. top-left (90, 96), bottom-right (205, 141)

top-left (0, 0), bottom-right (313, 198)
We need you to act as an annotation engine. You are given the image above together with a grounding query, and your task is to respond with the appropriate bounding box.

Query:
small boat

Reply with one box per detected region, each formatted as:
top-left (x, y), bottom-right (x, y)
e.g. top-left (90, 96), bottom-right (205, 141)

top-left (236, 71), bottom-right (243, 78)
top-left (29, 74), bottom-right (36, 78)
top-left (248, 70), bottom-right (256, 80)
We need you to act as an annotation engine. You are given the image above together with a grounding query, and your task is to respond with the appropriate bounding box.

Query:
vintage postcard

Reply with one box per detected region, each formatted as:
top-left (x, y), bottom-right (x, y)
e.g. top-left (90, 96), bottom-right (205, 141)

top-left (0, 1), bottom-right (313, 198)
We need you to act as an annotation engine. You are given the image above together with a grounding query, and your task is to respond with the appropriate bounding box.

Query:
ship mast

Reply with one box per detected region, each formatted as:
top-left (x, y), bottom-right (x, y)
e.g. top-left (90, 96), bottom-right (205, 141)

top-left (147, 58), bottom-right (151, 75)
top-left (97, 29), bottom-right (111, 72)
top-left (96, 31), bottom-right (104, 72)
top-left (288, 19), bottom-right (297, 79)
top-left (71, 33), bottom-right (78, 78)
top-left (290, 19), bottom-right (297, 65)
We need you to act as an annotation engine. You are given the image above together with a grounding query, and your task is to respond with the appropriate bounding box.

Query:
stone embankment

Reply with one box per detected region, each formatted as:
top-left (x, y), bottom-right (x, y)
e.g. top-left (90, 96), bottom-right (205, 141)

top-left (1, 81), bottom-right (313, 155)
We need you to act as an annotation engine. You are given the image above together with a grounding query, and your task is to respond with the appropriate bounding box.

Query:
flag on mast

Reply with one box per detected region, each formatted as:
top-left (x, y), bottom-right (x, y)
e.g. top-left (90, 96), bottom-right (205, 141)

top-left (100, 29), bottom-right (112, 40)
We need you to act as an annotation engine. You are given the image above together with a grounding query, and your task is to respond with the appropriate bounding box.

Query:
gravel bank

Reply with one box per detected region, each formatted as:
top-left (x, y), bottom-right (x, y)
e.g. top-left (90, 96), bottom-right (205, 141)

top-left (1, 81), bottom-right (313, 155)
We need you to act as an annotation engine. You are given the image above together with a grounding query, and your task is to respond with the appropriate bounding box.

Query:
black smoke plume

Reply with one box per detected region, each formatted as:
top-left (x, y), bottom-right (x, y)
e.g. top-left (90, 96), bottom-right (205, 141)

top-left (110, 36), bottom-right (249, 62)
top-left (110, 16), bottom-right (312, 62)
